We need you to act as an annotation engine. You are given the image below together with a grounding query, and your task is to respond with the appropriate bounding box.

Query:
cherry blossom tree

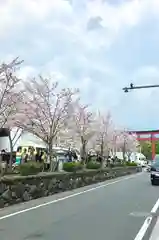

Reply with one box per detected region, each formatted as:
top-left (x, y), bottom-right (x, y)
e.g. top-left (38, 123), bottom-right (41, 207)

top-left (68, 101), bottom-right (95, 163)
top-left (110, 129), bottom-right (122, 158)
top-left (56, 129), bottom-right (81, 150)
top-left (15, 76), bottom-right (78, 169)
top-left (0, 58), bottom-right (23, 171)
top-left (0, 58), bottom-right (23, 128)
top-left (94, 111), bottom-right (113, 159)
top-left (125, 133), bottom-right (138, 160)
top-left (118, 130), bottom-right (138, 161)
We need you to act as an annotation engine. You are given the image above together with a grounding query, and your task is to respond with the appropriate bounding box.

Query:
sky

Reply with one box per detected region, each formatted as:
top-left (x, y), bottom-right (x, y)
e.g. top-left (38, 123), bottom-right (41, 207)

top-left (1, 0), bottom-right (159, 131)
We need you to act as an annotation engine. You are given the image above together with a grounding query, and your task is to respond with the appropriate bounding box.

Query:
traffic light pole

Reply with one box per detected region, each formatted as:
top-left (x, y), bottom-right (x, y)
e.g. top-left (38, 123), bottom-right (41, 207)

top-left (122, 83), bottom-right (159, 92)
top-left (123, 83), bottom-right (159, 160)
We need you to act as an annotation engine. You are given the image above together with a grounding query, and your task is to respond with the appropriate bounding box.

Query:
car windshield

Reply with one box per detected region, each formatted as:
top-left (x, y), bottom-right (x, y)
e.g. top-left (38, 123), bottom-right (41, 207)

top-left (154, 155), bottom-right (159, 162)
top-left (152, 161), bottom-right (159, 168)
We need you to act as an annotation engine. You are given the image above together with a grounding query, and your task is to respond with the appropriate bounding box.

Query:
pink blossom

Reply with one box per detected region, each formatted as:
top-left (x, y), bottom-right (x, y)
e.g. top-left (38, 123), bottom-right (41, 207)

top-left (67, 101), bottom-right (95, 159)
top-left (0, 58), bottom-right (23, 128)
top-left (92, 111), bottom-right (114, 156)
top-left (15, 76), bottom-right (79, 148)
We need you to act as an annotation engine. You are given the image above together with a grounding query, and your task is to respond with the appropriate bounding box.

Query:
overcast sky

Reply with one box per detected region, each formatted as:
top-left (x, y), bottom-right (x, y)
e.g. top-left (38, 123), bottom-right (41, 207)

top-left (1, 0), bottom-right (159, 131)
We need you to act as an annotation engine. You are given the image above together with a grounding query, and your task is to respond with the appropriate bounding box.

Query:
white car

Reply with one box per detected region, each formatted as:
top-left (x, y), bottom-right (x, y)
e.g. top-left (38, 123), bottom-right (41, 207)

top-left (136, 160), bottom-right (147, 167)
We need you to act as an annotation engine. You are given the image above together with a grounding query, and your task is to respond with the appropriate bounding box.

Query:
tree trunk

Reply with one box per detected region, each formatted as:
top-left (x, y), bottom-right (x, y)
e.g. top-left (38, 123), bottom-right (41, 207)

top-left (100, 140), bottom-right (104, 168)
top-left (0, 154), bottom-right (3, 177)
top-left (8, 133), bottom-right (13, 171)
top-left (100, 140), bottom-right (104, 157)
top-left (48, 141), bottom-right (57, 172)
top-left (122, 140), bottom-right (126, 162)
top-left (105, 146), bottom-right (110, 166)
top-left (81, 143), bottom-right (86, 163)
top-left (81, 137), bottom-right (87, 164)
top-left (127, 152), bottom-right (131, 162)
top-left (48, 142), bottom-right (53, 171)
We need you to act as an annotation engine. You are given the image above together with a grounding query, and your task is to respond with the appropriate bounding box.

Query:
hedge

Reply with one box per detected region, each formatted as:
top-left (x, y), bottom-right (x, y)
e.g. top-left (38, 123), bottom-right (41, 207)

top-left (18, 161), bottom-right (43, 176)
top-left (17, 161), bottom-right (138, 175)
top-left (86, 161), bottom-right (101, 169)
top-left (125, 162), bottom-right (138, 167)
top-left (63, 162), bottom-right (83, 172)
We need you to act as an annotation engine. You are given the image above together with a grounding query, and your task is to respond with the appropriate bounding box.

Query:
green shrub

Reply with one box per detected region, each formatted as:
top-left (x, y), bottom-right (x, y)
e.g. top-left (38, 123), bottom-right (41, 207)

top-left (125, 161), bottom-right (137, 167)
top-left (63, 162), bottom-right (83, 172)
top-left (18, 161), bottom-right (43, 176)
top-left (86, 161), bottom-right (101, 169)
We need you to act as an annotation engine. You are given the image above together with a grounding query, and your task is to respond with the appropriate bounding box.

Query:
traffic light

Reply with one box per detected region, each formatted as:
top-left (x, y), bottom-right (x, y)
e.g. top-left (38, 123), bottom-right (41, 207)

top-left (130, 83), bottom-right (134, 89)
top-left (123, 87), bottom-right (128, 93)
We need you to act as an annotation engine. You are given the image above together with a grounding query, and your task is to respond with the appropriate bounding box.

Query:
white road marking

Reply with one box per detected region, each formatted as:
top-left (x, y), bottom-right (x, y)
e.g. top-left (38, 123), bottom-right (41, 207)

top-left (151, 198), bottom-right (159, 213)
top-left (134, 217), bottom-right (153, 240)
top-left (134, 197), bottom-right (159, 240)
top-left (0, 173), bottom-right (141, 221)
top-left (130, 212), bottom-right (150, 217)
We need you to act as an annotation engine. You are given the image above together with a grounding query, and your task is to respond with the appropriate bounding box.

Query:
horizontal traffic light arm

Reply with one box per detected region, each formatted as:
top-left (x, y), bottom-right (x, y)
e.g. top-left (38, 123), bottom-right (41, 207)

top-left (122, 83), bottom-right (159, 92)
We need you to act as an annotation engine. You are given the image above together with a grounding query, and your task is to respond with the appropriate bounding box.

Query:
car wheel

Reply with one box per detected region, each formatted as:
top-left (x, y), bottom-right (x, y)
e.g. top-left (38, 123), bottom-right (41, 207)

top-left (151, 179), bottom-right (155, 185)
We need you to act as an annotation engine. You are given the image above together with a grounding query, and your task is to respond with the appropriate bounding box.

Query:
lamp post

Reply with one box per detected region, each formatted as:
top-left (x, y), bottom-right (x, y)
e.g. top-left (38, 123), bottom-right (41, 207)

top-left (122, 83), bottom-right (159, 93)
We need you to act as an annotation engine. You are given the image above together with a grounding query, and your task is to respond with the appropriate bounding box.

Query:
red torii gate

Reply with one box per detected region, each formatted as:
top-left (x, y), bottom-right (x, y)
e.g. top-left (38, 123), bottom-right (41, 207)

top-left (128, 130), bottom-right (159, 160)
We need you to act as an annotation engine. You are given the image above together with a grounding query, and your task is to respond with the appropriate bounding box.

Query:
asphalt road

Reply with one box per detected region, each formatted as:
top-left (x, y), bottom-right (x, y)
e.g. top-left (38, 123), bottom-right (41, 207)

top-left (0, 172), bottom-right (159, 240)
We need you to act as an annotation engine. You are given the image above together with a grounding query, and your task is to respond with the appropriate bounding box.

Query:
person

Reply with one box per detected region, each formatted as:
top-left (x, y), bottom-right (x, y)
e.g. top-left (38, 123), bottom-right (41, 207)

top-left (1, 149), bottom-right (7, 171)
top-left (97, 154), bottom-right (102, 164)
top-left (28, 147), bottom-right (35, 161)
top-left (21, 148), bottom-right (28, 163)
top-left (16, 147), bottom-right (22, 165)
top-left (72, 151), bottom-right (78, 161)
top-left (41, 151), bottom-right (48, 170)
top-left (35, 150), bottom-right (40, 162)
top-left (1, 149), bottom-right (6, 161)
top-left (66, 150), bottom-right (72, 162)
top-left (39, 151), bottom-right (43, 163)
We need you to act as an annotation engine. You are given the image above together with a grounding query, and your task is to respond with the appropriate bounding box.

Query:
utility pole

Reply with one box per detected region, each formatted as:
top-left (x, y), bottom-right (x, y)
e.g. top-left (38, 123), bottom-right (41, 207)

top-left (122, 83), bottom-right (159, 93)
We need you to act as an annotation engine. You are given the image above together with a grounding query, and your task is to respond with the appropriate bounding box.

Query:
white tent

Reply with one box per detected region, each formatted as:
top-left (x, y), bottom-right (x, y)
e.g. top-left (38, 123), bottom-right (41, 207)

top-left (13, 131), bottom-right (47, 150)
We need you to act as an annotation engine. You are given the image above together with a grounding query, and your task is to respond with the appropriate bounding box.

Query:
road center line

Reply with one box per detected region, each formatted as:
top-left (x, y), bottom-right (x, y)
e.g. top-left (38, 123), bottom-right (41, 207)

top-left (134, 196), bottom-right (159, 240)
top-left (0, 173), bottom-right (142, 221)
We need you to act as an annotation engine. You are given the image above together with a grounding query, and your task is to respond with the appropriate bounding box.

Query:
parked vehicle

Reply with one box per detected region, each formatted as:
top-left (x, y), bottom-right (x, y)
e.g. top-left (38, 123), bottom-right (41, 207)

top-left (150, 156), bottom-right (159, 185)
top-left (146, 160), bottom-right (152, 172)
top-left (136, 159), bottom-right (147, 167)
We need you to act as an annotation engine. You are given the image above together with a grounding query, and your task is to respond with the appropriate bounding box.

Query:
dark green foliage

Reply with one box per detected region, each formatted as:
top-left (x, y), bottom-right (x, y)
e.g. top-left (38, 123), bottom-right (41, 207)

top-left (63, 162), bottom-right (83, 172)
top-left (18, 161), bottom-right (43, 176)
top-left (125, 162), bottom-right (138, 167)
top-left (86, 161), bottom-right (101, 169)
